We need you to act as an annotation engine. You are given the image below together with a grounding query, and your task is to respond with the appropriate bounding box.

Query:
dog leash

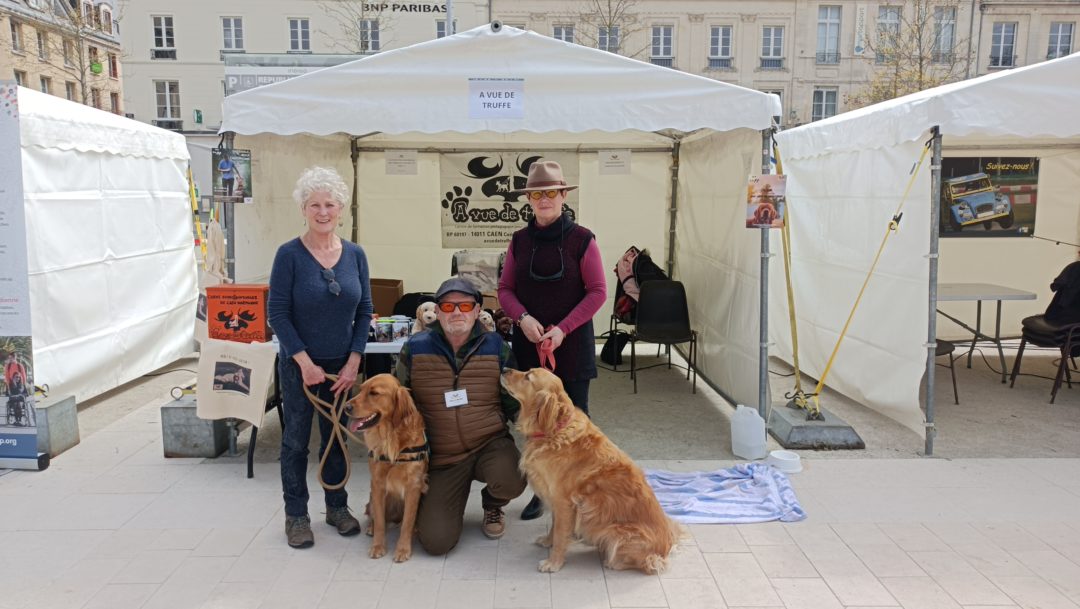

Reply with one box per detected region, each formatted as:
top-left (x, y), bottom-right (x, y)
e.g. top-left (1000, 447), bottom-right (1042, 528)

top-left (303, 374), bottom-right (365, 492)
top-left (537, 325), bottom-right (557, 372)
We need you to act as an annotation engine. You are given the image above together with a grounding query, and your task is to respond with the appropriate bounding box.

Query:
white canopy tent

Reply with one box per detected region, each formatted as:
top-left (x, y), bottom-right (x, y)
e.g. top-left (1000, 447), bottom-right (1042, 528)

top-left (18, 87), bottom-right (196, 401)
top-left (772, 54), bottom-right (1080, 450)
top-left (220, 24), bottom-right (781, 410)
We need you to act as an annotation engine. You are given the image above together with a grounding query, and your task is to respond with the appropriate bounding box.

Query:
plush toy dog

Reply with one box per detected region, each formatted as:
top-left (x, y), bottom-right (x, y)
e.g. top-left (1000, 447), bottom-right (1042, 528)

top-left (493, 309), bottom-right (514, 341)
top-left (411, 301), bottom-right (438, 335)
top-left (478, 310), bottom-right (496, 333)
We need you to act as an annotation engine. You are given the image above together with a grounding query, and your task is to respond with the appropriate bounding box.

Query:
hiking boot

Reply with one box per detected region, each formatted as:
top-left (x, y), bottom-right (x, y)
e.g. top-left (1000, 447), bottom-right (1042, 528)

top-left (326, 506), bottom-right (361, 536)
top-left (285, 515), bottom-right (314, 549)
top-left (482, 507), bottom-right (506, 540)
top-left (520, 494), bottom-right (544, 521)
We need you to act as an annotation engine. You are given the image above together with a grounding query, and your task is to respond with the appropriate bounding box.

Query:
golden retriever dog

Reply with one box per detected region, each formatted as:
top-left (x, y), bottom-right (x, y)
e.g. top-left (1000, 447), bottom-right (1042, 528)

top-left (501, 368), bottom-right (681, 574)
top-left (346, 374), bottom-right (429, 562)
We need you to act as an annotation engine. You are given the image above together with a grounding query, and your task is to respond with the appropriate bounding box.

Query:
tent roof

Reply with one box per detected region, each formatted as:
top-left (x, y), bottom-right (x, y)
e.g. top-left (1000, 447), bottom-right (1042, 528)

top-left (777, 53), bottom-right (1080, 160)
top-left (16, 86), bottom-right (189, 160)
top-left (220, 24), bottom-right (781, 137)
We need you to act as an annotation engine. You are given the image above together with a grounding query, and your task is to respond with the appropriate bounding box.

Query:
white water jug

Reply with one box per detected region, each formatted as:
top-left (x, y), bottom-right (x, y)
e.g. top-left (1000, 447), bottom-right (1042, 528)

top-left (731, 405), bottom-right (767, 460)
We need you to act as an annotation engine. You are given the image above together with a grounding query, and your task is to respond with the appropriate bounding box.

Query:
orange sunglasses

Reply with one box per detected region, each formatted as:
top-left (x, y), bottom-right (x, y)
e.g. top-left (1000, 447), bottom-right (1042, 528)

top-left (437, 302), bottom-right (477, 313)
top-left (526, 189), bottom-right (563, 201)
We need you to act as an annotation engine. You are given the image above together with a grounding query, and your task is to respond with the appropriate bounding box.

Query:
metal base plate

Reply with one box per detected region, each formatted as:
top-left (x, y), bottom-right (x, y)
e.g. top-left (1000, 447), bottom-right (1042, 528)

top-left (768, 402), bottom-right (865, 450)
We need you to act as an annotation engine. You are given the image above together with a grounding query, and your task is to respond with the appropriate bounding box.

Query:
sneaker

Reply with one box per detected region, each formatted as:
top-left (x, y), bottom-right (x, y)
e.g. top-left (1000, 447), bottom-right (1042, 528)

top-left (482, 507), bottom-right (506, 540)
top-left (326, 506), bottom-right (361, 536)
top-left (520, 494), bottom-right (544, 520)
top-left (285, 515), bottom-right (314, 549)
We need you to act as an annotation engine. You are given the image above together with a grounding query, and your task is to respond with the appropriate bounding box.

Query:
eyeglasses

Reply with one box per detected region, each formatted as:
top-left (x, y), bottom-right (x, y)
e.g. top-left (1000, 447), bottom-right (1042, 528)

top-left (321, 268), bottom-right (342, 296)
top-left (526, 189), bottom-right (563, 201)
top-left (529, 246), bottom-right (565, 282)
top-left (437, 301), bottom-right (477, 313)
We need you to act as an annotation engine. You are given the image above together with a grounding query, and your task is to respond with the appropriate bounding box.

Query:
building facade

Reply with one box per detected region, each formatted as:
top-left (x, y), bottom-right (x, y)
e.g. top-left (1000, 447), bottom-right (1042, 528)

top-left (118, 0), bottom-right (1077, 134)
top-left (1, 0), bottom-right (123, 112)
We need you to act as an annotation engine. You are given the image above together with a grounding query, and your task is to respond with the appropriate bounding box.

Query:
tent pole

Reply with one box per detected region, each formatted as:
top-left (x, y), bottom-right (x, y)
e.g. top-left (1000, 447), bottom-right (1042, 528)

top-left (759, 129), bottom-right (774, 419)
top-left (926, 126), bottom-right (942, 456)
top-left (665, 141), bottom-right (680, 278)
top-left (350, 138), bottom-right (360, 244)
top-left (223, 131), bottom-right (236, 281)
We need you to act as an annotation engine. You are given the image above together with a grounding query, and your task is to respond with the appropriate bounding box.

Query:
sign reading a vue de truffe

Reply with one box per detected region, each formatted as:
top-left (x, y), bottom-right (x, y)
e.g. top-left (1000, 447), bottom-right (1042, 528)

top-left (469, 78), bottom-right (524, 119)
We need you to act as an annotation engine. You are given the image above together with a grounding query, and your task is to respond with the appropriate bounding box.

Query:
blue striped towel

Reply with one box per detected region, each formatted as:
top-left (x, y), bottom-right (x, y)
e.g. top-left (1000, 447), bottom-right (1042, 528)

top-left (644, 463), bottom-right (807, 524)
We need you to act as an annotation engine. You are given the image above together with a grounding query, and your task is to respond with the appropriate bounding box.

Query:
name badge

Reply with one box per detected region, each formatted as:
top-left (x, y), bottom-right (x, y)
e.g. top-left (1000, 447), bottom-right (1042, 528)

top-left (444, 389), bottom-right (468, 408)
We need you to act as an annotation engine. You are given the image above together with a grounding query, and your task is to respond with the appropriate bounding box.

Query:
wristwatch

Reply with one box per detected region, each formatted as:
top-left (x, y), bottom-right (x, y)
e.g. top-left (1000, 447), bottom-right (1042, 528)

top-left (517, 311), bottom-right (531, 324)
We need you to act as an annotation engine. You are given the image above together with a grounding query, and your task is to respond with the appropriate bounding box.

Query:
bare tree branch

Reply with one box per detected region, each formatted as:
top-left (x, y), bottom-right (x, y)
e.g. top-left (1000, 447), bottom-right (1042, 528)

top-left (316, 1), bottom-right (397, 53)
top-left (564, 0), bottom-right (649, 58)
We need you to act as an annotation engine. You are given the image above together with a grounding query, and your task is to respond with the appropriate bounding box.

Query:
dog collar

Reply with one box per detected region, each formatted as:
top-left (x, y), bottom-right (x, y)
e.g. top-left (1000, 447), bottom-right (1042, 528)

top-left (529, 416), bottom-right (570, 439)
top-left (368, 441), bottom-right (430, 463)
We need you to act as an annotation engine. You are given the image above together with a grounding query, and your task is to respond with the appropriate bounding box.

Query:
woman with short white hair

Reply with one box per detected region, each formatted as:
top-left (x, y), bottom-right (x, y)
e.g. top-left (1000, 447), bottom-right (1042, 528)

top-left (268, 166), bottom-right (374, 549)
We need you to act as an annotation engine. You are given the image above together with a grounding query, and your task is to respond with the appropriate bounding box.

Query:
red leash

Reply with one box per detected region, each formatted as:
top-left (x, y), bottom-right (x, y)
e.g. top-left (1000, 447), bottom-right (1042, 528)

top-left (537, 325), bottom-right (557, 372)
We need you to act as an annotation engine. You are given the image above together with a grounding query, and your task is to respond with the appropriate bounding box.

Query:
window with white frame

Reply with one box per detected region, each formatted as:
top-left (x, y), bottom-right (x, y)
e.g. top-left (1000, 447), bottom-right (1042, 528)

top-left (598, 26), bottom-right (619, 52)
top-left (63, 38), bottom-right (74, 66)
top-left (91, 88), bottom-right (102, 109)
top-left (1048, 22), bottom-right (1073, 59)
top-left (816, 6), bottom-right (841, 63)
top-left (289, 18), bottom-right (310, 52)
top-left (10, 20), bottom-right (23, 52)
top-left (108, 53), bottom-right (118, 78)
top-left (88, 45), bottom-right (98, 66)
top-left (811, 88), bottom-right (838, 121)
top-left (990, 22), bottom-right (1017, 67)
top-left (762, 89), bottom-right (783, 121)
top-left (82, 1), bottom-right (92, 24)
top-left (110, 92), bottom-right (119, 113)
top-left (13, 70), bottom-right (26, 86)
top-left (222, 17), bottom-right (244, 51)
top-left (709, 25), bottom-right (733, 68)
top-left (39, 76), bottom-right (50, 94)
top-left (152, 15), bottom-right (175, 59)
top-left (761, 26), bottom-right (784, 69)
top-left (65, 81), bottom-right (76, 101)
top-left (101, 8), bottom-right (112, 33)
top-left (932, 7), bottom-right (956, 63)
top-left (436, 20), bottom-right (457, 38)
top-left (36, 30), bottom-right (47, 59)
top-left (155, 80), bottom-right (180, 119)
top-left (876, 6), bottom-right (901, 62)
top-left (360, 19), bottom-right (380, 51)
top-left (650, 25), bottom-right (673, 66)
top-left (553, 24), bottom-right (574, 42)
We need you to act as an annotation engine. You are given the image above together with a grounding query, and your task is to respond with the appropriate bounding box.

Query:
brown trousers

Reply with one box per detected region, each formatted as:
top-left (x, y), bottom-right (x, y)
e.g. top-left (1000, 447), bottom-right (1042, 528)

top-left (417, 434), bottom-right (526, 555)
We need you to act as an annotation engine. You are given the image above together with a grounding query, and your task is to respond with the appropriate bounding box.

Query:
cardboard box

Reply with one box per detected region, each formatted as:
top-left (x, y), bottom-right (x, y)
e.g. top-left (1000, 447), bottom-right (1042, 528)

top-left (482, 292), bottom-right (499, 312)
top-left (207, 284), bottom-right (272, 342)
top-left (370, 278), bottom-right (404, 317)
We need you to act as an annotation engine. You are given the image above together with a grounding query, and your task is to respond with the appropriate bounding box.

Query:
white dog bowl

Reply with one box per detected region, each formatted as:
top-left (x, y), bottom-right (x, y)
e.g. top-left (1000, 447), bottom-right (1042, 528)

top-left (766, 450), bottom-right (803, 474)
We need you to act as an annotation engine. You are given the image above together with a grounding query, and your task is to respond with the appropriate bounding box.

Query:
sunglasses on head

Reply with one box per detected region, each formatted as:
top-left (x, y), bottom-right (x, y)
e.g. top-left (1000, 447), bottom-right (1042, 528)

top-left (526, 189), bottom-right (563, 201)
top-left (321, 268), bottom-right (341, 296)
top-left (438, 301), bottom-right (477, 313)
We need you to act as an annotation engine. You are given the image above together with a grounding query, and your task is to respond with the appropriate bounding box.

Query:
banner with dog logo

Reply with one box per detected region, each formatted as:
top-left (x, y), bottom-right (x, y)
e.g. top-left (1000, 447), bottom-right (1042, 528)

top-left (439, 152), bottom-right (579, 248)
top-left (196, 339), bottom-right (278, 428)
top-left (0, 83), bottom-right (42, 468)
top-left (746, 174), bottom-right (786, 229)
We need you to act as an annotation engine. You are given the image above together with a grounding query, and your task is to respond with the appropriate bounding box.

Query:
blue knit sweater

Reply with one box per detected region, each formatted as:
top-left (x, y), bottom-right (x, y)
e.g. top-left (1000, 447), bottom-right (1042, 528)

top-left (268, 238), bottom-right (373, 360)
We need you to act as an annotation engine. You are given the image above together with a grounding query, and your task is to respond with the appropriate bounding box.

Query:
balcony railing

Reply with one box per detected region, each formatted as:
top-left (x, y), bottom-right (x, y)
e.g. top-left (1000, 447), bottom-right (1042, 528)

top-left (152, 119), bottom-right (182, 131)
top-left (988, 54), bottom-right (1017, 68)
top-left (650, 56), bottom-right (674, 68)
top-left (151, 48), bottom-right (176, 60)
top-left (760, 57), bottom-right (785, 70)
top-left (707, 56), bottom-right (734, 69)
top-left (815, 52), bottom-right (840, 64)
top-left (931, 51), bottom-right (954, 63)
top-left (1047, 49), bottom-right (1071, 60)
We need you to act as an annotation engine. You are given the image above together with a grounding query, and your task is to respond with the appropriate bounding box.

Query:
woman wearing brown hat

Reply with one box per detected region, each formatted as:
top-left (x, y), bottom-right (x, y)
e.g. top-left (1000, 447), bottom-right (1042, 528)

top-left (497, 160), bottom-right (608, 521)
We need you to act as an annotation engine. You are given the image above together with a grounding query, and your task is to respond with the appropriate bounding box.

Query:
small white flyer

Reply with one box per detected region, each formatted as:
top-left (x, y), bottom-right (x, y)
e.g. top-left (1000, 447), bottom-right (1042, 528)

top-left (469, 78), bottom-right (524, 119)
top-left (599, 149), bottom-right (632, 175)
top-left (385, 149), bottom-right (418, 175)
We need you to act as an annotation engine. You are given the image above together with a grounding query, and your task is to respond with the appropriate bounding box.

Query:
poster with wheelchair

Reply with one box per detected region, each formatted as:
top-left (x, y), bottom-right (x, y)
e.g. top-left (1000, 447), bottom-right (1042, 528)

top-left (1, 339), bottom-right (36, 431)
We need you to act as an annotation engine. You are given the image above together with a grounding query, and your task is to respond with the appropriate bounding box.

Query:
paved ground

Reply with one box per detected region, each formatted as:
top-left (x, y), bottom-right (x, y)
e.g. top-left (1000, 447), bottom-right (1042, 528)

top-left (1, 348), bottom-right (1078, 609)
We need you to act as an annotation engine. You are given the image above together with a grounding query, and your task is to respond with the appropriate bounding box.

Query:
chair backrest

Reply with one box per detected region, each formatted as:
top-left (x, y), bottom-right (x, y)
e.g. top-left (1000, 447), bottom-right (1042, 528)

top-left (1045, 260), bottom-right (1080, 324)
top-left (635, 280), bottom-right (692, 342)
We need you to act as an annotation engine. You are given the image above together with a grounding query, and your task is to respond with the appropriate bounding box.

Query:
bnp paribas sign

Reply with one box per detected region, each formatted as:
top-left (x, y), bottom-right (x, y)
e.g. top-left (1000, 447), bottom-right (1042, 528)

top-left (362, 3), bottom-right (448, 11)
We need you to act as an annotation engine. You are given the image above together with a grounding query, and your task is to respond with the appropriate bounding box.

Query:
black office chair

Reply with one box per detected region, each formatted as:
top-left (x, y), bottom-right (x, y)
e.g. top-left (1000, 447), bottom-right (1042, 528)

top-left (629, 280), bottom-right (697, 393)
top-left (1008, 315), bottom-right (1080, 403)
top-left (936, 339), bottom-right (959, 405)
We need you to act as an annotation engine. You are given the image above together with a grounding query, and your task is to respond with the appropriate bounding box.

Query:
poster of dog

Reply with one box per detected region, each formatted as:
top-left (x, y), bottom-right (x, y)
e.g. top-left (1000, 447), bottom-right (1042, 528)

top-left (746, 175), bottom-right (786, 229)
top-left (212, 148), bottom-right (253, 204)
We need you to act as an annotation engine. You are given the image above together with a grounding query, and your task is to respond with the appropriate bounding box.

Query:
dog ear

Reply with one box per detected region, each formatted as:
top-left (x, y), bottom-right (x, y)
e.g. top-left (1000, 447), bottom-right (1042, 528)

top-left (534, 390), bottom-right (572, 435)
top-left (393, 385), bottom-right (419, 428)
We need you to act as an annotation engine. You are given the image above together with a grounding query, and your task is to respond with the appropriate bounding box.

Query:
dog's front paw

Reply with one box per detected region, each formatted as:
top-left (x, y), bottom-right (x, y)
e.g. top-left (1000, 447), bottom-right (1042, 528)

top-left (393, 546), bottom-right (412, 563)
top-left (365, 521), bottom-right (374, 537)
top-left (369, 543), bottom-right (387, 559)
top-left (538, 558), bottom-right (564, 573)
top-left (534, 534), bottom-right (552, 548)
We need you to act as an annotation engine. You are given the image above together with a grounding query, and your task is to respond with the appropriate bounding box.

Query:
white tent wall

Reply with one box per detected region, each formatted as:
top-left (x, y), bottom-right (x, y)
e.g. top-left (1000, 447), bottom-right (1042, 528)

top-left (19, 87), bottom-right (195, 402)
top-left (232, 133), bottom-right (353, 282)
top-left (678, 129), bottom-right (776, 409)
top-left (767, 139), bottom-right (932, 436)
